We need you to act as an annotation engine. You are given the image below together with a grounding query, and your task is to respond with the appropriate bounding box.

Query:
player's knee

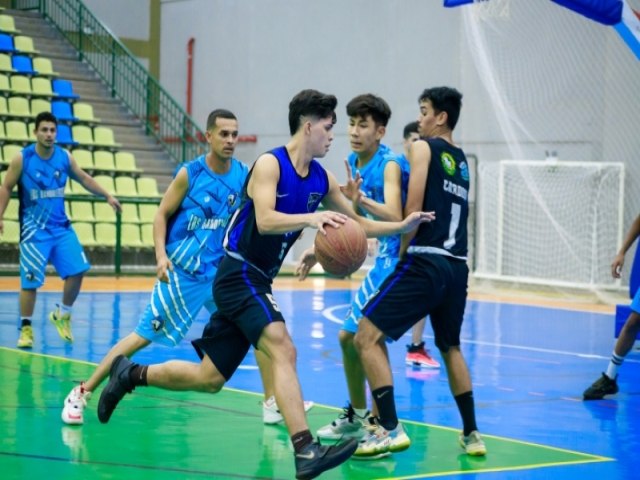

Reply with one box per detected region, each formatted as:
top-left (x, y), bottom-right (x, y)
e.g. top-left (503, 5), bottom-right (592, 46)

top-left (338, 329), bottom-right (355, 350)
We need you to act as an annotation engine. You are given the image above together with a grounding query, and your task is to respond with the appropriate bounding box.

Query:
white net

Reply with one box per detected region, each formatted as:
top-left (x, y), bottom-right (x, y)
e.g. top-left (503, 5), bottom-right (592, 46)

top-left (476, 160), bottom-right (624, 288)
top-left (458, 1), bottom-right (640, 292)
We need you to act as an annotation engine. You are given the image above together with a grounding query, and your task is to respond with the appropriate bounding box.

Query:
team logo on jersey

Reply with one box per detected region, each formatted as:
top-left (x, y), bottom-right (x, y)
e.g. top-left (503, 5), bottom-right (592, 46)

top-left (227, 193), bottom-right (238, 207)
top-left (53, 170), bottom-right (61, 179)
top-left (460, 161), bottom-right (469, 181)
top-left (307, 192), bottom-right (323, 212)
top-left (25, 271), bottom-right (34, 281)
top-left (151, 316), bottom-right (164, 332)
top-left (440, 152), bottom-right (456, 176)
top-left (204, 195), bottom-right (211, 203)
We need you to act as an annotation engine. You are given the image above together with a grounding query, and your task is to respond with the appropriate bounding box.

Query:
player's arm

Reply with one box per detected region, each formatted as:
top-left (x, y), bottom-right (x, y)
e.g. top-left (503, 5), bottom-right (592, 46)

top-left (249, 153), bottom-right (347, 235)
top-left (612, 213), bottom-right (640, 278)
top-left (322, 170), bottom-right (434, 238)
top-left (0, 153), bottom-right (23, 235)
top-left (356, 161), bottom-right (403, 221)
top-left (68, 152), bottom-right (121, 212)
top-left (153, 167), bottom-right (189, 282)
top-left (400, 139), bottom-right (431, 255)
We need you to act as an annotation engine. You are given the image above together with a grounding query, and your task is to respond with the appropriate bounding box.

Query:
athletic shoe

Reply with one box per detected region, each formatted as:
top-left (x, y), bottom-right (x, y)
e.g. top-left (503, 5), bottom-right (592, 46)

top-left (263, 395), bottom-right (315, 425)
top-left (294, 438), bottom-right (358, 480)
top-left (49, 305), bottom-right (73, 343)
top-left (353, 422), bottom-right (411, 458)
top-left (17, 325), bottom-right (33, 348)
top-left (583, 372), bottom-right (619, 400)
top-left (405, 342), bottom-right (440, 368)
top-left (459, 430), bottom-right (487, 456)
top-left (97, 355), bottom-right (135, 423)
top-left (62, 383), bottom-right (92, 425)
top-left (317, 403), bottom-right (370, 440)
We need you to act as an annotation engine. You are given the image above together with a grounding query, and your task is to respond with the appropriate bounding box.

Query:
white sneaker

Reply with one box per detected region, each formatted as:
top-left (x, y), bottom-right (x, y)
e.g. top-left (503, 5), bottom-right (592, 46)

top-left (262, 395), bottom-right (315, 425)
top-left (61, 384), bottom-right (92, 425)
top-left (317, 403), bottom-right (370, 440)
top-left (459, 430), bottom-right (487, 456)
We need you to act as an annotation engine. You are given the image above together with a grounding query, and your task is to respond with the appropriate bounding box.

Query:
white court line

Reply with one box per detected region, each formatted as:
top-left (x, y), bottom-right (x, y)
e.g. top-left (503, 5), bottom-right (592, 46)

top-left (321, 304), bottom-right (640, 364)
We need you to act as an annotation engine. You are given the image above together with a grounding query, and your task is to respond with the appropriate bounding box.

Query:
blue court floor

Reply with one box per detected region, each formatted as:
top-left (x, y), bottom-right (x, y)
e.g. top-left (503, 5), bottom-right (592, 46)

top-left (0, 280), bottom-right (638, 479)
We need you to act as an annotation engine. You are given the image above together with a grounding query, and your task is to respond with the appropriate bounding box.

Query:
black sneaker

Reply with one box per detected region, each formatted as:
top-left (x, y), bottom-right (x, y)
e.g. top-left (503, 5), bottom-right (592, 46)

top-left (294, 438), bottom-right (358, 480)
top-left (583, 372), bottom-right (619, 400)
top-left (97, 355), bottom-right (136, 423)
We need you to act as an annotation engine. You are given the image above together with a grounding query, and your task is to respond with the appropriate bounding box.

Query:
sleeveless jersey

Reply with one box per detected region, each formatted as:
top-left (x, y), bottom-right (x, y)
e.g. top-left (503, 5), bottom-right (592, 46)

top-left (224, 146), bottom-right (329, 279)
top-left (18, 144), bottom-right (71, 241)
top-left (408, 137), bottom-right (469, 260)
top-left (166, 155), bottom-right (248, 281)
top-left (347, 144), bottom-right (409, 260)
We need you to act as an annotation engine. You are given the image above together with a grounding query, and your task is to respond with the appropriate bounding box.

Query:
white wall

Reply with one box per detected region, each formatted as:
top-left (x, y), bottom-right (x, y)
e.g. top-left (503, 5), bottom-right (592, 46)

top-left (83, 0), bottom-right (150, 41)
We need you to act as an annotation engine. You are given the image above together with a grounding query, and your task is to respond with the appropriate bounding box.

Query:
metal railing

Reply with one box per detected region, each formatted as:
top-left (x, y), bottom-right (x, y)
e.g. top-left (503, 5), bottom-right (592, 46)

top-left (12, 0), bottom-right (207, 164)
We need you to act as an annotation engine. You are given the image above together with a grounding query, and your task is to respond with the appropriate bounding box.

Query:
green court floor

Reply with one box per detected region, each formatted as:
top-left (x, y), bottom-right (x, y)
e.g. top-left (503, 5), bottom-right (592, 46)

top-left (0, 348), bottom-right (610, 479)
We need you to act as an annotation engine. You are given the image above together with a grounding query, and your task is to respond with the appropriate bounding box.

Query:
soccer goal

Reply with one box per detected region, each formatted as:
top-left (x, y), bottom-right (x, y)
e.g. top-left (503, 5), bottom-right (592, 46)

top-left (474, 160), bottom-right (625, 289)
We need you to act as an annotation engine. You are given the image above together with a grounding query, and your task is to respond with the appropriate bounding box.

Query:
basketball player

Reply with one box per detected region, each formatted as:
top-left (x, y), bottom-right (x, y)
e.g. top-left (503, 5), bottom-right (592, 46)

top-left (60, 109), bottom-right (248, 425)
top-left (0, 112), bottom-right (121, 349)
top-left (96, 89), bottom-right (433, 479)
top-left (583, 213), bottom-right (640, 400)
top-left (353, 87), bottom-right (486, 458)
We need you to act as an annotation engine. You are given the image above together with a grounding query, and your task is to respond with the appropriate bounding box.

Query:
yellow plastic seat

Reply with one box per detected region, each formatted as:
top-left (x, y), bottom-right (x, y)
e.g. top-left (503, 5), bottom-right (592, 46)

top-left (0, 53), bottom-right (13, 73)
top-left (0, 96), bottom-right (7, 117)
top-left (120, 203), bottom-right (140, 224)
top-left (140, 223), bottom-right (154, 247)
top-left (0, 121), bottom-right (6, 140)
top-left (4, 198), bottom-right (18, 220)
top-left (93, 202), bottom-right (116, 223)
top-left (114, 176), bottom-right (137, 197)
top-left (71, 180), bottom-right (90, 196)
top-left (0, 219), bottom-right (19, 244)
top-left (70, 201), bottom-right (95, 222)
top-left (137, 177), bottom-right (161, 197)
top-left (138, 204), bottom-right (158, 224)
top-left (121, 223), bottom-right (144, 248)
top-left (31, 77), bottom-right (53, 98)
top-left (64, 180), bottom-right (73, 196)
top-left (93, 151), bottom-right (115, 171)
top-left (32, 57), bottom-right (58, 77)
top-left (0, 73), bottom-right (10, 94)
top-left (0, 15), bottom-right (19, 34)
top-left (114, 151), bottom-right (141, 173)
top-left (5, 120), bottom-right (29, 142)
top-left (72, 125), bottom-right (95, 147)
top-left (14, 36), bottom-right (39, 56)
top-left (94, 222), bottom-right (116, 247)
top-left (93, 126), bottom-right (121, 149)
top-left (30, 98), bottom-right (51, 116)
top-left (64, 200), bottom-right (71, 217)
top-left (72, 149), bottom-right (93, 170)
top-left (2, 144), bottom-right (21, 162)
top-left (9, 75), bottom-right (31, 96)
top-left (8, 96), bottom-right (31, 118)
top-left (93, 175), bottom-right (115, 195)
top-left (72, 221), bottom-right (97, 247)
top-left (73, 102), bottom-right (99, 123)
top-left (27, 121), bottom-right (35, 141)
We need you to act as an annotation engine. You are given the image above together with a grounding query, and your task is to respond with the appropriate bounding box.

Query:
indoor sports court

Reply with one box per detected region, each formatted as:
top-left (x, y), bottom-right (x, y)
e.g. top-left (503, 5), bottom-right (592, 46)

top-left (0, 275), bottom-right (637, 480)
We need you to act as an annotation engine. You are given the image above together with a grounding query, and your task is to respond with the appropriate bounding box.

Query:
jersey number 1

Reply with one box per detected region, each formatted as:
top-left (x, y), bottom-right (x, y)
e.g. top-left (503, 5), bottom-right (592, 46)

top-left (444, 203), bottom-right (461, 250)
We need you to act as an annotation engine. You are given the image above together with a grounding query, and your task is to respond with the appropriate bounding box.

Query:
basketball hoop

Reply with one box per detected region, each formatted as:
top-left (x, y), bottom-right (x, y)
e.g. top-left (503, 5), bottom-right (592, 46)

top-left (472, 0), bottom-right (510, 20)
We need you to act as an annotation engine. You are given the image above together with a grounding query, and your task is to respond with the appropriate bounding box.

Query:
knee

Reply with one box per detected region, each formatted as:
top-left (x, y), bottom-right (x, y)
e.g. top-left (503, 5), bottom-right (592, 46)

top-left (353, 322), bottom-right (375, 354)
top-left (338, 330), bottom-right (355, 351)
top-left (204, 373), bottom-right (225, 394)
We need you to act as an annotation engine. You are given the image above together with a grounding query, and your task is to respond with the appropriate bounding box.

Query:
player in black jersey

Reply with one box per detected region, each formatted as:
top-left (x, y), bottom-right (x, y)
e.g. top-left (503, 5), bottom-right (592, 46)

top-left (353, 87), bottom-right (487, 459)
top-left (97, 89), bottom-right (434, 480)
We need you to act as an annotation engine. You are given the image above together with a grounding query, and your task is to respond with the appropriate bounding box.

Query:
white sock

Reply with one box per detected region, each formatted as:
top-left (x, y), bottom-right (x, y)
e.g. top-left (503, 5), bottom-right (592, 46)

top-left (59, 304), bottom-right (72, 316)
top-left (605, 351), bottom-right (624, 379)
top-left (354, 407), bottom-right (368, 418)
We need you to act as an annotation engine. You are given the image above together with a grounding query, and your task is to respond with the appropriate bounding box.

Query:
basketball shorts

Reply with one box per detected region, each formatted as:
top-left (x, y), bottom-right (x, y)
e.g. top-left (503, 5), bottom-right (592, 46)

top-left (135, 268), bottom-right (217, 347)
top-left (192, 255), bottom-right (285, 381)
top-left (343, 256), bottom-right (398, 333)
top-left (362, 253), bottom-right (468, 353)
top-left (631, 287), bottom-right (640, 314)
top-left (20, 225), bottom-right (90, 289)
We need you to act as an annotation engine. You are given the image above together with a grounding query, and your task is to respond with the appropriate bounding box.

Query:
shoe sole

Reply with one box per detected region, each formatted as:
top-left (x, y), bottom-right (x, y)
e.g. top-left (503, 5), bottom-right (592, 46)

top-left (317, 430), bottom-right (366, 440)
top-left (61, 412), bottom-right (84, 425)
top-left (295, 440), bottom-right (358, 480)
top-left (459, 439), bottom-right (487, 456)
top-left (49, 313), bottom-right (73, 343)
top-left (405, 359), bottom-right (440, 369)
top-left (17, 342), bottom-right (33, 348)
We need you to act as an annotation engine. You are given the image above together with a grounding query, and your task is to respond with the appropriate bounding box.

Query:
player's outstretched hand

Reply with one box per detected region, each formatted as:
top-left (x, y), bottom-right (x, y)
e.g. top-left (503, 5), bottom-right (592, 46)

top-left (400, 211), bottom-right (435, 233)
top-left (108, 195), bottom-right (122, 213)
top-left (311, 211), bottom-right (348, 235)
top-left (295, 246), bottom-right (317, 281)
top-left (156, 255), bottom-right (173, 283)
top-left (340, 159), bottom-right (363, 202)
top-left (611, 253), bottom-right (625, 279)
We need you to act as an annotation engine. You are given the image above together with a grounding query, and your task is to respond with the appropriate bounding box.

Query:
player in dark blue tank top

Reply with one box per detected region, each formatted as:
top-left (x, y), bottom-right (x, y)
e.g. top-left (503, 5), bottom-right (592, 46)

top-left (95, 90), bottom-right (433, 480)
top-left (355, 87), bottom-right (487, 459)
top-left (0, 112), bottom-right (121, 349)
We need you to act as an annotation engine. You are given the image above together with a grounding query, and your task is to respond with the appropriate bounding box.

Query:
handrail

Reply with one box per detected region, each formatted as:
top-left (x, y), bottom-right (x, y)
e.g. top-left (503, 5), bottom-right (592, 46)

top-left (11, 0), bottom-right (208, 164)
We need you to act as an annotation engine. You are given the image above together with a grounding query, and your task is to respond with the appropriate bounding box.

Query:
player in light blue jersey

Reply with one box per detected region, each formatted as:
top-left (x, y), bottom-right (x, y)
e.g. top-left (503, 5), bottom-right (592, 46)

top-left (60, 109), bottom-right (248, 425)
top-left (0, 112), bottom-right (121, 349)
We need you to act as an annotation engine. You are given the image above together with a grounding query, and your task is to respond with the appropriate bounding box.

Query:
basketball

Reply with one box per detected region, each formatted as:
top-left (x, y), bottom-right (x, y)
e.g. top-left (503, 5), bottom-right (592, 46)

top-left (314, 217), bottom-right (368, 277)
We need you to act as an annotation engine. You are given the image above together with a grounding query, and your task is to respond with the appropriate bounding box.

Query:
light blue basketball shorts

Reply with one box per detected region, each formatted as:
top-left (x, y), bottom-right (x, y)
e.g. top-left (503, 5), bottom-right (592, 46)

top-left (343, 256), bottom-right (399, 334)
top-left (135, 268), bottom-right (217, 346)
top-left (20, 225), bottom-right (90, 289)
top-left (631, 286), bottom-right (640, 314)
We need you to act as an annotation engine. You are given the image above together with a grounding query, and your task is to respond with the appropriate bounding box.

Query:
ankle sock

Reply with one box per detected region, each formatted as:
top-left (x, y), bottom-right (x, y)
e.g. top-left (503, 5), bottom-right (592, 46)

top-left (130, 364), bottom-right (148, 386)
top-left (59, 304), bottom-right (72, 316)
top-left (21, 317), bottom-right (32, 327)
top-left (291, 430), bottom-right (313, 453)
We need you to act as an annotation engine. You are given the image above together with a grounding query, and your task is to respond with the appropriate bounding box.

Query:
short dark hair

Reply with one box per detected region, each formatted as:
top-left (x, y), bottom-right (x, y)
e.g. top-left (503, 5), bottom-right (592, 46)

top-left (288, 89), bottom-right (337, 135)
top-left (346, 94), bottom-right (391, 127)
top-left (34, 111), bottom-right (57, 130)
top-left (418, 87), bottom-right (463, 130)
top-left (403, 121), bottom-right (419, 139)
top-left (206, 109), bottom-right (237, 131)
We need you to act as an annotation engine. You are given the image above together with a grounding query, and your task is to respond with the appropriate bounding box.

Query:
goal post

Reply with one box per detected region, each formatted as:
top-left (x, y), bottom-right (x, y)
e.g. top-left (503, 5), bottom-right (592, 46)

top-left (475, 160), bottom-right (625, 289)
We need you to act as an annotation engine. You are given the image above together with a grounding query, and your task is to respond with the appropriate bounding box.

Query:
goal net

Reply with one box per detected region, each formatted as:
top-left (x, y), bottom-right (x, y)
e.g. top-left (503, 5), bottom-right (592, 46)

top-left (475, 160), bottom-right (624, 288)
